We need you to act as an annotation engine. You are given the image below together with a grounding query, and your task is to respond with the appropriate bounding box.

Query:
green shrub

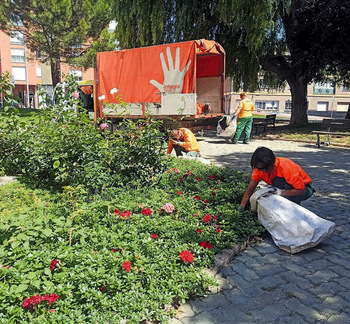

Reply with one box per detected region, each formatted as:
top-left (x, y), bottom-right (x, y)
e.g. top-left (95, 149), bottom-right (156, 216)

top-left (0, 107), bottom-right (167, 193)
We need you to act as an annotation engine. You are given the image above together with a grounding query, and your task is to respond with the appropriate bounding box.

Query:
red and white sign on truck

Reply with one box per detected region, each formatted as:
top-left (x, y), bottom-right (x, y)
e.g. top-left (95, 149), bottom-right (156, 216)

top-left (83, 39), bottom-right (226, 128)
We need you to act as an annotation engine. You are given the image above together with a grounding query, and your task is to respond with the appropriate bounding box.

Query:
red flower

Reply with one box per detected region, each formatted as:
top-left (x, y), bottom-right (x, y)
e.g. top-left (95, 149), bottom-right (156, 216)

top-left (22, 293), bottom-right (59, 310)
top-left (209, 175), bottom-right (216, 179)
top-left (115, 210), bottom-right (132, 218)
top-left (178, 178), bottom-right (182, 182)
top-left (141, 208), bottom-right (152, 215)
top-left (50, 259), bottom-right (59, 271)
top-left (183, 173), bottom-right (189, 178)
top-left (213, 216), bottom-right (218, 220)
top-left (216, 228), bottom-right (221, 233)
top-left (194, 195), bottom-right (201, 200)
top-left (177, 190), bottom-right (182, 195)
top-left (203, 214), bottom-right (211, 223)
top-left (151, 233), bottom-right (158, 239)
top-left (203, 199), bottom-right (209, 203)
top-left (196, 229), bottom-right (202, 234)
top-left (196, 177), bottom-right (201, 181)
top-left (179, 250), bottom-right (194, 263)
top-left (212, 191), bottom-right (216, 196)
top-left (200, 241), bottom-right (213, 249)
top-left (122, 261), bottom-right (132, 272)
top-left (111, 249), bottom-right (116, 252)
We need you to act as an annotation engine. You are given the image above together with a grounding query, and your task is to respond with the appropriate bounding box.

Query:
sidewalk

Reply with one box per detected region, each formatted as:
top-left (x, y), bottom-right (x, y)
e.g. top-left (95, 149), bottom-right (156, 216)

top-left (170, 131), bottom-right (350, 324)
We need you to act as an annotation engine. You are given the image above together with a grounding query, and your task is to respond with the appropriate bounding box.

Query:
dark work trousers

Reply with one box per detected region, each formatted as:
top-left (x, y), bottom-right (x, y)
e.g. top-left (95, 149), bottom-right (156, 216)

top-left (173, 144), bottom-right (199, 157)
top-left (272, 177), bottom-right (315, 205)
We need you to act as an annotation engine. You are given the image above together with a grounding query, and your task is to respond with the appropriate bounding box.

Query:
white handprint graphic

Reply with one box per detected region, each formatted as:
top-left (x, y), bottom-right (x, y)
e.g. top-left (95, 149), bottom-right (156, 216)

top-left (150, 47), bottom-right (192, 94)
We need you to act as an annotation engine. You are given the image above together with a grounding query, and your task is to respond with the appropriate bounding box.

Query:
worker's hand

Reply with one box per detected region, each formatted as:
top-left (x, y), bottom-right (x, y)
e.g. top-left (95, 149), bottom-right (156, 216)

top-left (237, 206), bottom-right (245, 213)
top-left (270, 187), bottom-right (285, 196)
top-left (150, 47), bottom-right (192, 94)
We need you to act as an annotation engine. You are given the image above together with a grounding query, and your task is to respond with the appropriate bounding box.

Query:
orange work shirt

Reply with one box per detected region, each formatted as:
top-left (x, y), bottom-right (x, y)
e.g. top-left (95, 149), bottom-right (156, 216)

top-left (251, 157), bottom-right (312, 190)
top-left (238, 98), bottom-right (254, 119)
top-left (167, 128), bottom-right (199, 154)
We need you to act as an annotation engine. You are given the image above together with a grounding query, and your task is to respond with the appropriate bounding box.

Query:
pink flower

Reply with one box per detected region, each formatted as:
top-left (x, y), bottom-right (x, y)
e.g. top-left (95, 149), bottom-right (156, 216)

top-left (73, 91), bottom-right (79, 99)
top-left (100, 123), bottom-right (109, 130)
top-left (151, 233), bottom-right (158, 239)
top-left (200, 241), bottom-right (213, 249)
top-left (49, 309), bottom-right (55, 313)
top-left (196, 229), bottom-right (202, 234)
top-left (162, 203), bottom-right (174, 213)
top-left (203, 214), bottom-right (211, 223)
top-left (179, 250), bottom-right (194, 263)
top-left (194, 195), bottom-right (201, 200)
top-left (122, 261), bottom-right (132, 272)
top-left (141, 208), bottom-right (152, 215)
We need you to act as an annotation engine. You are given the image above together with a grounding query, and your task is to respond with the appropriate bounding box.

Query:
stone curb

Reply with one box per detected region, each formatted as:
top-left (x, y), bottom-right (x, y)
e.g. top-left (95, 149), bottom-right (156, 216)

top-left (0, 176), bottom-right (16, 186)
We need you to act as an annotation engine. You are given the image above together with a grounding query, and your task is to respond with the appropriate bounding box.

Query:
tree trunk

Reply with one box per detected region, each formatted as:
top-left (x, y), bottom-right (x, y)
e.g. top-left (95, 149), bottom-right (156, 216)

top-left (260, 56), bottom-right (309, 126)
top-left (50, 60), bottom-right (61, 87)
top-left (287, 75), bottom-right (309, 125)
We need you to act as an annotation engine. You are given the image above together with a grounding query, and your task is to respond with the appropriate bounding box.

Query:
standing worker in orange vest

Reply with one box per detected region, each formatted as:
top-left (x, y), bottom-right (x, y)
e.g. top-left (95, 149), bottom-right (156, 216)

top-left (167, 128), bottom-right (200, 157)
top-left (230, 92), bottom-right (254, 144)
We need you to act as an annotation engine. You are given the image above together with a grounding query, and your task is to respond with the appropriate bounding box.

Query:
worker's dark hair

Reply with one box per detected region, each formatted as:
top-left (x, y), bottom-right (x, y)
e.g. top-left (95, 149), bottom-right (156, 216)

top-left (250, 147), bottom-right (275, 170)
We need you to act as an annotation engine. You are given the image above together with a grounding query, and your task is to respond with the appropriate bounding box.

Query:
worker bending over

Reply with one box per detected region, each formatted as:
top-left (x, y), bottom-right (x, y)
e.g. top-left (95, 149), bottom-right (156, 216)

top-left (167, 128), bottom-right (200, 157)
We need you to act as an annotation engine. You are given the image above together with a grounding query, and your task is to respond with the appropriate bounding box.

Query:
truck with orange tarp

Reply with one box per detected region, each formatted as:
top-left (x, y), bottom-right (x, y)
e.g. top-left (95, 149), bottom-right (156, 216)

top-left (80, 39), bottom-right (226, 129)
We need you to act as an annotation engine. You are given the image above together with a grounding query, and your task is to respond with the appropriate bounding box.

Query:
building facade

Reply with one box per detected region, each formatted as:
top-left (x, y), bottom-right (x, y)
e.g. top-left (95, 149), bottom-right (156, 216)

top-left (225, 79), bottom-right (350, 118)
top-left (0, 29), bottom-right (95, 108)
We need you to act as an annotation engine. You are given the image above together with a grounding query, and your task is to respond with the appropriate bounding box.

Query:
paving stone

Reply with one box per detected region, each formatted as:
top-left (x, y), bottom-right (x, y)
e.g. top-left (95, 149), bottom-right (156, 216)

top-left (189, 292), bottom-right (231, 313)
top-left (327, 313), bottom-right (350, 324)
top-left (181, 309), bottom-right (227, 324)
top-left (284, 298), bottom-right (328, 322)
top-left (304, 269), bottom-right (339, 284)
top-left (249, 304), bottom-right (291, 323)
top-left (309, 281), bottom-right (347, 296)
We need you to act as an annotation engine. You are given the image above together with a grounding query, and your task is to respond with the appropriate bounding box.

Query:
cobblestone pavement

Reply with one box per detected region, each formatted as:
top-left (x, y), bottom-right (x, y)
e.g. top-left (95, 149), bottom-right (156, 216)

top-left (170, 132), bottom-right (350, 324)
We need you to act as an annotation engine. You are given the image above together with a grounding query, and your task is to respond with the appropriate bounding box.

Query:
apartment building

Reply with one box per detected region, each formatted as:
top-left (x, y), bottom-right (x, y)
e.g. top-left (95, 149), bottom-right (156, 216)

top-left (0, 29), bottom-right (95, 108)
top-left (226, 79), bottom-right (350, 118)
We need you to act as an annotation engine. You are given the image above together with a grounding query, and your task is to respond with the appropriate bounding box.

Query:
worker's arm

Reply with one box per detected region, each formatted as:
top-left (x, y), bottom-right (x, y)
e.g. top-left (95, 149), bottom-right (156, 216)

top-left (240, 179), bottom-right (259, 208)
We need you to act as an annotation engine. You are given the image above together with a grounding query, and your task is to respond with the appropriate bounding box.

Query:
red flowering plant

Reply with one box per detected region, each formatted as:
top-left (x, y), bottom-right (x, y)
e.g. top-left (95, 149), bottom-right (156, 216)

top-left (22, 293), bottom-right (60, 312)
top-left (179, 250), bottom-right (194, 263)
top-left (141, 208), bottom-right (152, 215)
top-left (199, 241), bottom-right (213, 249)
top-left (122, 261), bottom-right (132, 272)
top-left (115, 209), bottom-right (132, 219)
top-left (50, 258), bottom-right (60, 271)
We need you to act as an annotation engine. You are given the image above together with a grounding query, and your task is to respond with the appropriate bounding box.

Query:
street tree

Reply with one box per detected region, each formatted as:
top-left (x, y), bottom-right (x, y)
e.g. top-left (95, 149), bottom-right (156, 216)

top-left (111, 0), bottom-right (350, 125)
top-left (0, 0), bottom-right (112, 87)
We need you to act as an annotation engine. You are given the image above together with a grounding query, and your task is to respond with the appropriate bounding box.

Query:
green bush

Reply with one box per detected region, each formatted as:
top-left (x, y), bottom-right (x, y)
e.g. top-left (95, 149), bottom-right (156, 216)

top-left (0, 160), bottom-right (263, 323)
top-left (0, 108), bottom-right (167, 193)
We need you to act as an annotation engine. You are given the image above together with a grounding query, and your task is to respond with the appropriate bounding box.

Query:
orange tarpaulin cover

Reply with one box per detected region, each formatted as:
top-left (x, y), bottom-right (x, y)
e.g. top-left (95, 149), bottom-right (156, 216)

top-left (97, 39), bottom-right (225, 104)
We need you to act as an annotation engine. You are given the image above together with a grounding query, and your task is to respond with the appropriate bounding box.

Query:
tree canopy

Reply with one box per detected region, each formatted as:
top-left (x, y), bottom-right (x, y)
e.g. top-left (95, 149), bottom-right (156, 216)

top-left (0, 0), bottom-right (113, 86)
top-left (111, 0), bottom-right (350, 125)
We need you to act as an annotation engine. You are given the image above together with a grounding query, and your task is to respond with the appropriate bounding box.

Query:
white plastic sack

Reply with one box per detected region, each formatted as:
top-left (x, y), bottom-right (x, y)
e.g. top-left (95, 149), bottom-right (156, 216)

top-left (250, 188), bottom-right (336, 254)
top-left (216, 115), bottom-right (237, 138)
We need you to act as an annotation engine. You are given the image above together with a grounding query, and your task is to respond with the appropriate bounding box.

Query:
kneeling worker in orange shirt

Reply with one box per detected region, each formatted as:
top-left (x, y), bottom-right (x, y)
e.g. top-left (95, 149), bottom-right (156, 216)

top-left (167, 128), bottom-right (200, 157)
top-left (239, 147), bottom-right (315, 211)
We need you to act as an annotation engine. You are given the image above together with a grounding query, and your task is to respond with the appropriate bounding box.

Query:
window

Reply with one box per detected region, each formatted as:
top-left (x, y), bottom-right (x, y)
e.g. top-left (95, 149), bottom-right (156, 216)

top-left (36, 66), bottom-right (42, 77)
top-left (11, 49), bottom-right (25, 62)
top-left (10, 31), bottom-right (25, 44)
top-left (10, 14), bottom-right (23, 26)
top-left (255, 101), bottom-right (279, 111)
top-left (70, 70), bottom-right (83, 82)
top-left (314, 81), bottom-right (335, 95)
top-left (285, 100), bottom-right (292, 111)
top-left (12, 67), bottom-right (26, 80)
top-left (36, 51), bottom-right (41, 59)
top-left (317, 101), bottom-right (328, 111)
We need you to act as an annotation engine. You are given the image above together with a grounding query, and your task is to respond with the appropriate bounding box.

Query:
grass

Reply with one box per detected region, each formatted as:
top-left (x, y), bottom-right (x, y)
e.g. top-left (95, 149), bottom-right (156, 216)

top-left (264, 122), bottom-right (350, 146)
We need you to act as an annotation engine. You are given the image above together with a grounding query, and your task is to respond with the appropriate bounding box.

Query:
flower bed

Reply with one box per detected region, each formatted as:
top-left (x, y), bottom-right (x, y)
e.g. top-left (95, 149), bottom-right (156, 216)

top-left (0, 158), bottom-right (263, 323)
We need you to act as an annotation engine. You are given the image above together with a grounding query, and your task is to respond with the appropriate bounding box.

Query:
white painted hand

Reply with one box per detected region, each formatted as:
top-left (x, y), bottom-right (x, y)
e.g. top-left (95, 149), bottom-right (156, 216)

top-left (150, 47), bottom-right (191, 94)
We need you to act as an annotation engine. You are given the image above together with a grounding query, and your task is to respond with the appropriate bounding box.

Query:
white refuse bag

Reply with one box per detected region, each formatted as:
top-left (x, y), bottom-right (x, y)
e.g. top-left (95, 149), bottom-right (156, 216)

top-left (250, 188), bottom-right (336, 254)
top-left (216, 115), bottom-right (237, 138)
